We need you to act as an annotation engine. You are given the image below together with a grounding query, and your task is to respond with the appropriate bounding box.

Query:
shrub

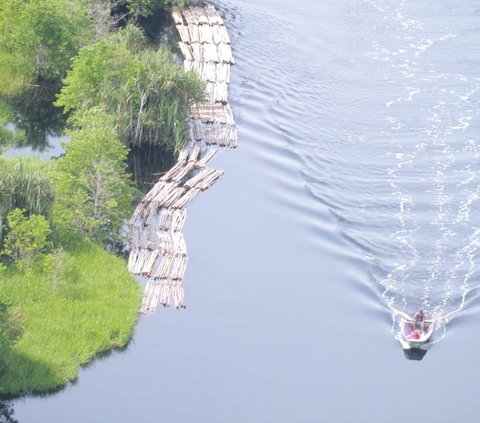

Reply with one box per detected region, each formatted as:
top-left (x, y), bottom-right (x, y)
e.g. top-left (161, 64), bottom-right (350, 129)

top-left (1, 209), bottom-right (52, 269)
top-left (0, 159), bottom-right (54, 249)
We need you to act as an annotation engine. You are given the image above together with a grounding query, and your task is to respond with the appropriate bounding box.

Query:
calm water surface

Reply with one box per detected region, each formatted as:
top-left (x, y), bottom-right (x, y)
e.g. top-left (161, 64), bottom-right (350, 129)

top-left (11, 0), bottom-right (480, 421)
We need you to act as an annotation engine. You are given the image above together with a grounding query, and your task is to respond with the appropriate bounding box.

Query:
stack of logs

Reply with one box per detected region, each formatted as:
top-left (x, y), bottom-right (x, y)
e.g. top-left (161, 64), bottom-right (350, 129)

top-left (128, 4), bottom-right (236, 313)
top-left (173, 3), bottom-right (237, 147)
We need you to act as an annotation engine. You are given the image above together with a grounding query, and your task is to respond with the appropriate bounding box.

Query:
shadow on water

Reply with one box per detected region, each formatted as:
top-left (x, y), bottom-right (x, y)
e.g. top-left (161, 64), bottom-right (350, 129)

top-left (0, 401), bottom-right (18, 423)
top-left (0, 335), bottom-right (136, 402)
top-left (8, 82), bottom-right (66, 150)
top-left (403, 348), bottom-right (428, 361)
top-left (127, 145), bottom-right (176, 193)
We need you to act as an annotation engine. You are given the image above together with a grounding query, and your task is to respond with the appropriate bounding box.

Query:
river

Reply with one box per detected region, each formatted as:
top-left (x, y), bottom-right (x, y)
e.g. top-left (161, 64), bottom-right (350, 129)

top-left (9, 0), bottom-right (480, 421)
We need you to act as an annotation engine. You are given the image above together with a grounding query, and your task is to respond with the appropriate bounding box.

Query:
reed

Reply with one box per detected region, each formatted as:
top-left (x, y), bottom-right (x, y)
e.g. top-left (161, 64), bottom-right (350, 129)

top-left (56, 26), bottom-right (205, 152)
top-left (0, 159), bottom-right (54, 248)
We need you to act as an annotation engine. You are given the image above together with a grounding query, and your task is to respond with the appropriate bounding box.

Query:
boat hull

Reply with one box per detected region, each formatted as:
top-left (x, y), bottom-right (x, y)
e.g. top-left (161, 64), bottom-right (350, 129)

top-left (402, 320), bottom-right (434, 348)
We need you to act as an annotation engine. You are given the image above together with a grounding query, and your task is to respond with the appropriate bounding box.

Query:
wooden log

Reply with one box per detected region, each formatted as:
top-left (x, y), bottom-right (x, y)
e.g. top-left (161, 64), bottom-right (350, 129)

top-left (190, 43), bottom-right (203, 62)
top-left (174, 256), bottom-right (188, 280)
top-left (144, 250), bottom-right (159, 276)
top-left (205, 4), bottom-right (223, 25)
top-left (216, 25), bottom-right (231, 45)
top-left (135, 4), bottom-right (237, 313)
top-left (183, 168), bottom-right (213, 190)
top-left (181, 8), bottom-right (192, 25)
top-left (172, 10), bottom-right (184, 25)
top-left (196, 148), bottom-right (218, 167)
top-left (148, 280), bottom-right (163, 311)
top-left (218, 44), bottom-right (234, 64)
top-left (127, 249), bottom-right (138, 272)
top-left (140, 280), bottom-right (155, 313)
top-left (172, 209), bottom-right (187, 232)
top-left (160, 163), bottom-right (183, 181)
top-left (170, 232), bottom-right (187, 255)
top-left (171, 161), bottom-right (196, 182)
top-left (224, 104), bottom-right (234, 124)
top-left (188, 24), bottom-right (200, 43)
top-left (204, 44), bottom-right (219, 62)
top-left (172, 188), bottom-right (201, 209)
top-left (189, 141), bottom-right (202, 162)
top-left (162, 187), bottom-right (187, 208)
top-left (199, 169), bottom-right (225, 190)
top-left (194, 6), bottom-right (209, 25)
top-left (132, 249), bottom-right (145, 274)
top-left (199, 24), bottom-right (214, 44)
top-left (178, 146), bottom-right (190, 162)
top-left (201, 62), bottom-right (215, 82)
top-left (154, 255), bottom-right (173, 279)
top-left (175, 24), bottom-right (190, 43)
top-left (178, 42), bottom-right (193, 62)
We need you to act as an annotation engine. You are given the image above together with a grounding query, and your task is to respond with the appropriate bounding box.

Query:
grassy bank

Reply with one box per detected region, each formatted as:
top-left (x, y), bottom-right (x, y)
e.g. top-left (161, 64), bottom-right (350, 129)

top-left (0, 244), bottom-right (141, 396)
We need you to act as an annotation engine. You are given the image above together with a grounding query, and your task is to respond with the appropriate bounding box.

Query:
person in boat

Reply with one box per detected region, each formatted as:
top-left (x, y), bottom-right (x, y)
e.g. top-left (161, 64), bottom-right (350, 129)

top-left (413, 309), bottom-right (425, 332)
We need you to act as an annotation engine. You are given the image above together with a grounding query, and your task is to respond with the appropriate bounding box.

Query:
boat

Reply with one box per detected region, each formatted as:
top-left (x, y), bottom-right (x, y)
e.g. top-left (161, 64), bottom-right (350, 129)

top-left (402, 319), bottom-right (434, 347)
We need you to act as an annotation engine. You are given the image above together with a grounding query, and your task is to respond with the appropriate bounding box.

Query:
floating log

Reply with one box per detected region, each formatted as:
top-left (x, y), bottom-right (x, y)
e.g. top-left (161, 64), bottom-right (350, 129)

top-left (130, 3), bottom-right (237, 313)
top-left (192, 6), bottom-right (210, 25)
top-left (199, 25), bottom-right (214, 44)
top-left (204, 4), bottom-right (223, 26)
top-left (216, 25), bottom-right (231, 45)
top-left (172, 10), bottom-right (184, 25)
top-left (176, 25), bottom-right (190, 43)
top-left (189, 141), bottom-right (202, 162)
top-left (195, 148), bottom-right (218, 167)
top-left (188, 24), bottom-right (200, 43)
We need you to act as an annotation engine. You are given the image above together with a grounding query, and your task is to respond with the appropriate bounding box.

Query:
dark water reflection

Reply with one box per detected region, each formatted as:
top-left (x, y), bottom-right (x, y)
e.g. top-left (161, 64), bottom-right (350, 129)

top-left (11, 0), bottom-right (480, 421)
top-left (0, 402), bottom-right (17, 423)
top-left (8, 83), bottom-right (66, 149)
top-left (127, 146), bottom-right (176, 193)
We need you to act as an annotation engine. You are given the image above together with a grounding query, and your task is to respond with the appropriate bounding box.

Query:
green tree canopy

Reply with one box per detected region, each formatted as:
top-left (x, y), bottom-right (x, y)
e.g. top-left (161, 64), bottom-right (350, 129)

top-left (52, 108), bottom-right (138, 246)
top-left (0, 0), bottom-right (92, 95)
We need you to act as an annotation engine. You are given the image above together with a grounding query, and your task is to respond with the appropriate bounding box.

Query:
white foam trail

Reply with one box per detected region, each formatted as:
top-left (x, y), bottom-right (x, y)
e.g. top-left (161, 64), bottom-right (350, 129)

top-left (362, 0), bottom-right (480, 343)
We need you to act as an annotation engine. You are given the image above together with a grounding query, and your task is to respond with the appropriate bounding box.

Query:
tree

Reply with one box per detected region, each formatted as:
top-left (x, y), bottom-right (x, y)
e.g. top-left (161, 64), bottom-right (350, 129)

top-left (0, 0), bottom-right (93, 96)
top-left (56, 25), bottom-right (205, 151)
top-left (53, 108), bottom-right (138, 246)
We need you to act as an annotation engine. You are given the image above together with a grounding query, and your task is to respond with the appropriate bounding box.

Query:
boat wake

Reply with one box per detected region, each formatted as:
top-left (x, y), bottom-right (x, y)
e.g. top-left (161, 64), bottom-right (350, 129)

top-left (357, 0), bottom-right (480, 342)
top-left (221, 0), bottom-right (480, 346)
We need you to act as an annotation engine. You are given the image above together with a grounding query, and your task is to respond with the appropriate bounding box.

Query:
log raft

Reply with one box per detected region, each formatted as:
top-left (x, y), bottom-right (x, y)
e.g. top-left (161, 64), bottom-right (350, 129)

top-left (128, 4), bottom-right (236, 313)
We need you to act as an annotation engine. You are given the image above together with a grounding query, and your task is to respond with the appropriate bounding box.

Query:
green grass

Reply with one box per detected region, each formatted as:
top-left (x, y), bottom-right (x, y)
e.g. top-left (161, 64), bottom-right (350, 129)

top-left (0, 244), bottom-right (141, 396)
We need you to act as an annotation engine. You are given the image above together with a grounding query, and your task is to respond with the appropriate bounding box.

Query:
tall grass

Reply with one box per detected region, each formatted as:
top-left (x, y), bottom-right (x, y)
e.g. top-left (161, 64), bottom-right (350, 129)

top-left (0, 243), bottom-right (141, 396)
top-left (0, 158), bottom-right (54, 248)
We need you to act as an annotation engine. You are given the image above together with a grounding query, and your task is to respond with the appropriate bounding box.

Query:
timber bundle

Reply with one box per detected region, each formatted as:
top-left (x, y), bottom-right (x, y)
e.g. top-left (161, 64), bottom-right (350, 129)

top-left (128, 4), bottom-right (237, 313)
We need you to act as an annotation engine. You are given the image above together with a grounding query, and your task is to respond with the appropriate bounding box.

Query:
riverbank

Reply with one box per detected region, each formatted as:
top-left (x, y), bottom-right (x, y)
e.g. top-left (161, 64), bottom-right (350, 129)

top-left (0, 243), bottom-right (141, 397)
top-left (0, 0), bottom-right (198, 398)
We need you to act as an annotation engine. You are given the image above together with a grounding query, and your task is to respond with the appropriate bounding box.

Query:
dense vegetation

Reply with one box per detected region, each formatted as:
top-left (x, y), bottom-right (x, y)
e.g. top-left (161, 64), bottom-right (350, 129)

top-left (0, 0), bottom-right (198, 395)
top-left (0, 156), bottom-right (141, 396)
top-left (0, 0), bottom-right (198, 149)
top-left (0, 244), bottom-right (140, 396)
top-left (56, 25), bottom-right (204, 152)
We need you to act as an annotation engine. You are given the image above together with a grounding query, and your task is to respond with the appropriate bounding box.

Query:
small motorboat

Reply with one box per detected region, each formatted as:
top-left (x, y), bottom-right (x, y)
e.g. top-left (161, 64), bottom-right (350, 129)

top-left (402, 320), bottom-right (434, 347)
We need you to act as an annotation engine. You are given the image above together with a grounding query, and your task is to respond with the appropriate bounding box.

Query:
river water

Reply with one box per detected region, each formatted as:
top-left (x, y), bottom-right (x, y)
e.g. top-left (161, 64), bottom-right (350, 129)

top-left (9, 0), bottom-right (480, 421)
